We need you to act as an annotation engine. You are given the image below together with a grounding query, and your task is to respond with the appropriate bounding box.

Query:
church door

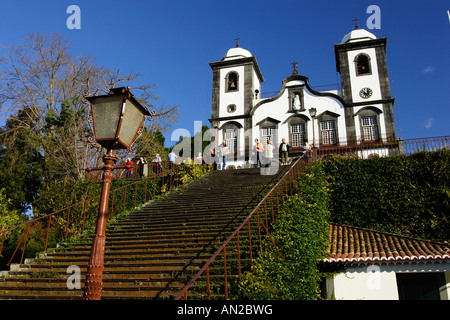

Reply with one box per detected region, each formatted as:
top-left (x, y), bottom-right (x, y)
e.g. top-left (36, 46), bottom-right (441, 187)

top-left (225, 129), bottom-right (238, 155)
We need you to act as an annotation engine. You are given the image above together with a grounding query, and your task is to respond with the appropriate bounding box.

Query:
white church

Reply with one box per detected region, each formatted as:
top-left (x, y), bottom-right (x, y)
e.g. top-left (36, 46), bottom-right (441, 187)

top-left (208, 25), bottom-right (397, 168)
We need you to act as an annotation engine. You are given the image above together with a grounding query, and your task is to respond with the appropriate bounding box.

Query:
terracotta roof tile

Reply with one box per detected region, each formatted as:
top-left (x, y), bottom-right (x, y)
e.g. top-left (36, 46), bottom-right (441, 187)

top-left (325, 223), bottom-right (450, 265)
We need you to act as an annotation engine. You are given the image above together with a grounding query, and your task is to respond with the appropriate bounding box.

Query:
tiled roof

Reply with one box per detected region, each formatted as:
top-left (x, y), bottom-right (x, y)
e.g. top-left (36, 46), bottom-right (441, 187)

top-left (325, 223), bottom-right (450, 265)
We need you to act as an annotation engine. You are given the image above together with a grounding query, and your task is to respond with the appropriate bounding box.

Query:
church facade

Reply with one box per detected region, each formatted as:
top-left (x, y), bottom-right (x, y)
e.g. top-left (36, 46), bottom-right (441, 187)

top-left (209, 27), bottom-right (397, 168)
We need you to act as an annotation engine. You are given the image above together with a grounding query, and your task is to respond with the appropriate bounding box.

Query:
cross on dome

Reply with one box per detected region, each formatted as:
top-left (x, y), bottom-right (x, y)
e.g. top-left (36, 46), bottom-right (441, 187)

top-left (291, 60), bottom-right (299, 75)
top-left (234, 37), bottom-right (240, 48)
top-left (352, 17), bottom-right (360, 29)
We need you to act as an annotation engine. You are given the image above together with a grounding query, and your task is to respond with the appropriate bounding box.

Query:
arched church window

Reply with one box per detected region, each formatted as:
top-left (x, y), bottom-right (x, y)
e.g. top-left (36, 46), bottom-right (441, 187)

top-left (226, 72), bottom-right (238, 92)
top-left (355, 53), bottom-right (372, 76)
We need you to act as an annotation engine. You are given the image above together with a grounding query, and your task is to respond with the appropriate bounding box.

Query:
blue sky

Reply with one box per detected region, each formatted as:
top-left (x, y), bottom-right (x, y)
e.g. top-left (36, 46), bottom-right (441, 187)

top-left (0, 0), bottom-right (448, 147)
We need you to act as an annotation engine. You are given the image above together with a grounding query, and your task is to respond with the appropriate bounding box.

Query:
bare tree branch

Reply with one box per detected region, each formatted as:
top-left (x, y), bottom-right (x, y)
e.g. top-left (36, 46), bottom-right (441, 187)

top-left (0, 32), bottom-right (179, 183)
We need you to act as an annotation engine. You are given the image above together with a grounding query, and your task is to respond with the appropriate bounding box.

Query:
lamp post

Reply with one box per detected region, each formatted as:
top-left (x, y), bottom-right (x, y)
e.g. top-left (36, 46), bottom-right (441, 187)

top-left (83, 87), bottom-right (150, 300)
top-left (308, 108), bottom-right (317, 149)
top-left (308, 108), bottom-right (317, 161)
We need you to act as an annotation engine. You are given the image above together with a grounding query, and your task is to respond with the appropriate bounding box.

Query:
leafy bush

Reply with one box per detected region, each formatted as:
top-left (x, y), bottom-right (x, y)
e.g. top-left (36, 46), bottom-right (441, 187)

top-left (0, 188), bottom-right (22, 231)
top-left (236, 162), bottom-right (330, 299)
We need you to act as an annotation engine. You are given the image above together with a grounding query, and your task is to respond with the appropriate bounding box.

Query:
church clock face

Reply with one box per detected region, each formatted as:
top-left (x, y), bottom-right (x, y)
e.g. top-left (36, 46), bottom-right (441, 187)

top-left (359, 87), bottom-right (373, 99)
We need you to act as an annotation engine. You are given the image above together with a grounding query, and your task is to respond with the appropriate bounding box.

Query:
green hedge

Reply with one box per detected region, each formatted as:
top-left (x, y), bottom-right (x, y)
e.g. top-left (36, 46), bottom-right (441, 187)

top-left (236, 162), bottom-right (330, 300)
top-left (323, 149), bottom-right (449, 242)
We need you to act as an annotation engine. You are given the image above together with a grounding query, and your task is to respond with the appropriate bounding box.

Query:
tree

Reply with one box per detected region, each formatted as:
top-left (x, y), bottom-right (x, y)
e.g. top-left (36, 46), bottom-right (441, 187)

top-left (133, 128), bottom-right (166, 159)
top-left (0, 32), bottom-right (178, 214)
top-left (0, 188), bottom-right (22, 231)
top-left (0, 107), bottom-right (44, 213)
top-left (170, 125), bottom-right (212, 159)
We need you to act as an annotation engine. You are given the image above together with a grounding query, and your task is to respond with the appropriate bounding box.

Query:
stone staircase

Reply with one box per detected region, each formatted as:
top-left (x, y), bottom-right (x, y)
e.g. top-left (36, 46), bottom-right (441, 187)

top-left (0, 166), bottom-right (289, 300)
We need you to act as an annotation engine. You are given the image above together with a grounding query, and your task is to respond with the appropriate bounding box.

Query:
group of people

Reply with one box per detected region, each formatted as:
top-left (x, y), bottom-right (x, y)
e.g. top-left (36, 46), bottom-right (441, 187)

top-left (208, 137), bottom-right (310, 170)
top-left (254, 138), bottom-right (307, 167)
top-left (123, 153), bottom-right (167, 178)
top-left (122, 138), bottom-right (310, 178)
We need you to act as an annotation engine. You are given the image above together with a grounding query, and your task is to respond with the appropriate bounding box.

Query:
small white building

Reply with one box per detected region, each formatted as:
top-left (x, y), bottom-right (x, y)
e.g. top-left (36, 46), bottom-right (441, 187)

top-left (209, 26), bottom-right (397, 168)
top-left (324, 223), bottom-right (450, 300)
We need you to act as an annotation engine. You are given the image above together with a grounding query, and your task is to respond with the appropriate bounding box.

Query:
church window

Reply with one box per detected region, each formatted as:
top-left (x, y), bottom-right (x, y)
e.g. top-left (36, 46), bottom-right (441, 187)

top-left (355, 53), bottom-right (372, 76)
top-left (261, 126), bottom-right (276, 146)
top-left (291, 123), bottom-right (306, 147)
top-left (226, 72), bottom-right (239, 92)
top-left (320, 120), bottom-right (337, 145)
top-left (361, 116), bottom-right (379, 141)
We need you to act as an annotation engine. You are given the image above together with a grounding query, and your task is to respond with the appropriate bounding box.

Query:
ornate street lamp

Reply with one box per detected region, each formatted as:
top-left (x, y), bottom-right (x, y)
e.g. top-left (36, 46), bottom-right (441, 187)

top-left (83, 87), bottom-right (151, 300)
top-left (87, 87), bottom-right (150, 150)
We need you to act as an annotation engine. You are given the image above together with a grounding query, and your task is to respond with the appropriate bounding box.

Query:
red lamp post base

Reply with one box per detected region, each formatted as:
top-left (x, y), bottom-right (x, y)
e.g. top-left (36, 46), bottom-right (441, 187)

top-left (83, 150), bottom-right (117, 300)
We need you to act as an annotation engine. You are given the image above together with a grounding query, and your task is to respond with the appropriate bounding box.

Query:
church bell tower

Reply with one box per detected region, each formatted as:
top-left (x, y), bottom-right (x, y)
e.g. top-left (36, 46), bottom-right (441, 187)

top-left (209, 39), bottom-right (264, 138)
top-left (334, 21), bottom-right (396, 142)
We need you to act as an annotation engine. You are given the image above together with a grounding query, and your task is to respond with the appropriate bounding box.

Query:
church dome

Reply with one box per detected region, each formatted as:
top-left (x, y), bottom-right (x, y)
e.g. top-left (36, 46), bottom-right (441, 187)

top-left (223, 47), bottom-right (252, 60)
top-left (340, 28), bottom-right (376, 44)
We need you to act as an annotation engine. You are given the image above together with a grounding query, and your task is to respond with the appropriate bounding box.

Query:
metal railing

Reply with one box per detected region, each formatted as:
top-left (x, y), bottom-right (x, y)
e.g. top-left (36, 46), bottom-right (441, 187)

top-left (299, 136), bottom-right (450, 161)
top-left (85, 161), bottom-right (178, 181)
top-left (399, 136), bottom-right (449, 155)
top-left (0, 163), bottom-right (212, 270)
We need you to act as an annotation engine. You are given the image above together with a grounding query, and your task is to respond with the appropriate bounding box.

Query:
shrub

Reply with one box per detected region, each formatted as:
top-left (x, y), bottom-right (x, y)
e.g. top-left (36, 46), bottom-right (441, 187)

top-left (236, 162), bottom-right (330, 299)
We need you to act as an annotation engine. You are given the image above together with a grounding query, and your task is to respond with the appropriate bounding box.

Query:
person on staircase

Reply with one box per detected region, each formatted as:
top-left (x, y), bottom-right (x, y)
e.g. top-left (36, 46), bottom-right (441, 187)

top-left (168, 150), bottom-right (177, 169)
top-left (137, 156), bottom-right (148, 177)
top-left (209, 148), bottom-right (217, 170)
top-left (194, 152), bottom-right (203, 164)
top-left (254, 139), bottom-right (264, 168)
top-left (124, 157), bottom-right (134, 179)
top-left (152, 153), bottom-right (163, 174)
top-left (279, 139), bottom-right (290, 165)
top-left (300, 141), bottom-right (311, 162)
top-left (265, 140), bottom-right (274, 167)
top-left (217, 141), bottom-right (228, 170)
